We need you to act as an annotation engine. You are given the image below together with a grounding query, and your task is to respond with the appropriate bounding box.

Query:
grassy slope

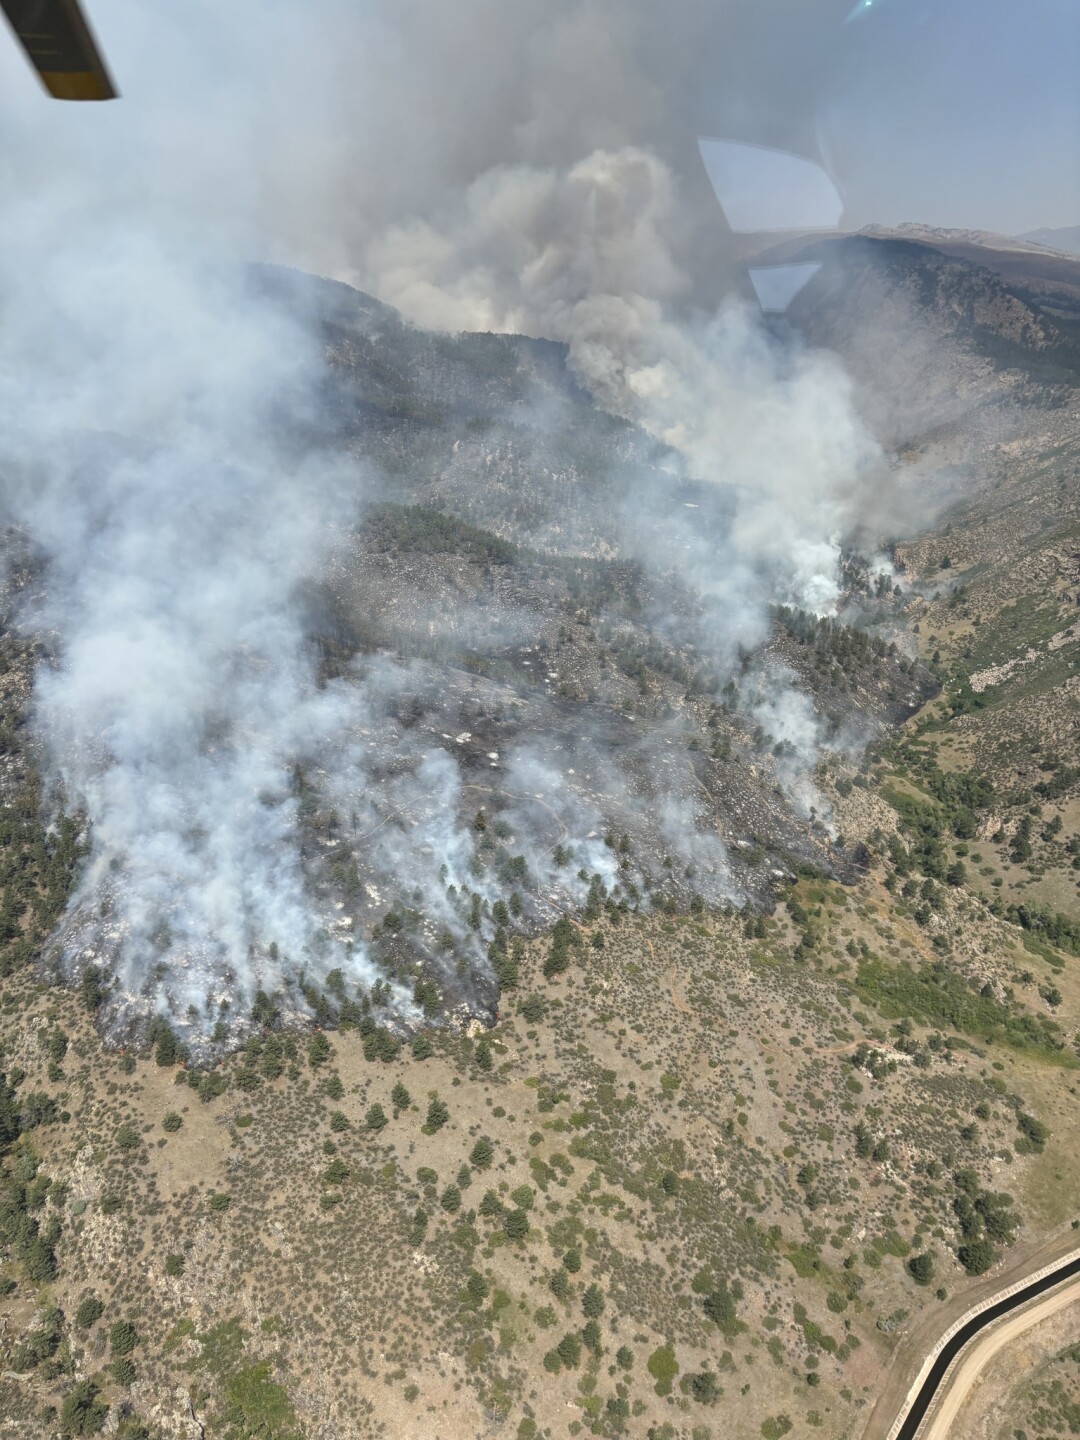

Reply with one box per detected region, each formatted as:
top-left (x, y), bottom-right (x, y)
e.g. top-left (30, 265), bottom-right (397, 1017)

top-left (2, 434), bottom-right (1080, 1437)
top-left (0, 859), bottom-right (1077, 1440)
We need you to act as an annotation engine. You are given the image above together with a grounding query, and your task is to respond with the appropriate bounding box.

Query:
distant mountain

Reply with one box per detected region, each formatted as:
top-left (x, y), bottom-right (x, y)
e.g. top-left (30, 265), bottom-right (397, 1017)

top-left (1016, 225), bottom-right (1080, 256)
top-left (792, 233), bottom-right (1080, 368)
top-left (755, 226), bottom-right (1080, 323)
top-left (858, 222), bottom-right (1057, 255)
top-left (734, 222), bottom-right (1065, 262)
top-left (741, 231), bottom-right (1080, 452)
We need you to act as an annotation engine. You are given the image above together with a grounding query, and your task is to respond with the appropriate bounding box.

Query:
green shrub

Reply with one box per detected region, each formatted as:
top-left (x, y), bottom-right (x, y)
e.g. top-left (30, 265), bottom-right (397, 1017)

top-left (220, 1358), bottom-right (299, 1438)
top-left (111, 1356), bottom-right (136, 1386)
top-left (108, 1319), bottom-right (138, 1356)
top-left (762, 1418), bottom-right (793, 1440)
top-left (907, 1253), bottom-right (935, 1286)
top-left (582, 1283), bottom-right (605, 1318)
top-left (470, 1136), bottom-right (494, 1169)
top-left (647, 1344), bottom-right (679, 1397)
top-left (60, 1379), bottom-right (108, 1436)
top-left (557, 1332), bottom-right (581, 1368)
top-left (198, 1072), bottom-right (227, 1104)
top-left (855, 958), bottom-right (1065, 1058)
top-left (115, 1124), bottom-right (139, 1152)
top-left (504, 1208), bottom-right (529, 1241)
top-left (425, 1098), bottom-right (449, 1132)
top-left (75, 1296), bottom-right (104, 1329)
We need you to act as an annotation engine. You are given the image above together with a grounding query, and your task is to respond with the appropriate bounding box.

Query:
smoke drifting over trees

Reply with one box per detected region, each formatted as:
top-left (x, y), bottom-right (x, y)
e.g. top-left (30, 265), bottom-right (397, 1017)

top-left (0, 1), bottom-right (932, 1046)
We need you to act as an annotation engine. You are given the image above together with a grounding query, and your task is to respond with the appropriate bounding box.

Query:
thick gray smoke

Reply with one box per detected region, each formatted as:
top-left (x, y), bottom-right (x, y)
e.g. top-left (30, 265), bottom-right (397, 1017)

top-left (0, 221), bottom-right (390, 1032)
top-left (0, 0), bottom-right (907, 1043)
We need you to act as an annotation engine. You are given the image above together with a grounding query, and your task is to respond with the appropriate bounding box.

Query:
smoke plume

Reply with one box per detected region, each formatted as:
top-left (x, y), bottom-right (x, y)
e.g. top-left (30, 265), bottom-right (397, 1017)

top-left (0, 0), bottom-right (911, 1045)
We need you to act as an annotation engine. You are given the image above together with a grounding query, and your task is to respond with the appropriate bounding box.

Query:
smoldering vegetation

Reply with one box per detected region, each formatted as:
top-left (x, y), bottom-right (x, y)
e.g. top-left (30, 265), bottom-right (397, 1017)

top-left (0, 262), bottom-right (937, 1058)
top-left (0, 1), bottom-right (949, 1055)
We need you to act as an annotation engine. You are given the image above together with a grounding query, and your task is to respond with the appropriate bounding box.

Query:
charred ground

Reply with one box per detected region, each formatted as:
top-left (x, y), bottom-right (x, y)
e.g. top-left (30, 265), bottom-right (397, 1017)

top-left (0, 235), bottom-right (1079, 1439)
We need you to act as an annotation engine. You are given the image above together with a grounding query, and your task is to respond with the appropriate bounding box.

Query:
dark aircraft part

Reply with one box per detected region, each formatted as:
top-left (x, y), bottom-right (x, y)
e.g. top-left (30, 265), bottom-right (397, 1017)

top-left (1, 0), bottom-right (116, 99)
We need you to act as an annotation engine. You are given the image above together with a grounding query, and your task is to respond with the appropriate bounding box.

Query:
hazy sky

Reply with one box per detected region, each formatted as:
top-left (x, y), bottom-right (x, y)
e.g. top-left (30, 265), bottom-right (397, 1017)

top-left (815, 0), bottom-right (1080, 232)
top-left (0, 0), bottom-right (1074, 270)
top-left (678, 0), bottom-right (1080, 235)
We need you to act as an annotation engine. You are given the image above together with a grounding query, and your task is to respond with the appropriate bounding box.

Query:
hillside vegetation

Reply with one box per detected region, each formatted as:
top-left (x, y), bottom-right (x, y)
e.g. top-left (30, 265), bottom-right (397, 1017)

top-left (2, 237), bottom-right (1080, 1439)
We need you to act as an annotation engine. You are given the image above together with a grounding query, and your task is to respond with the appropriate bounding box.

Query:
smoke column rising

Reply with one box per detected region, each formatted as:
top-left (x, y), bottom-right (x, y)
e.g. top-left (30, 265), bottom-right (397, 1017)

top-left (0, 218), bottom-right (391, 1032)
top-left (0, 0), bottom-right (899, 1039)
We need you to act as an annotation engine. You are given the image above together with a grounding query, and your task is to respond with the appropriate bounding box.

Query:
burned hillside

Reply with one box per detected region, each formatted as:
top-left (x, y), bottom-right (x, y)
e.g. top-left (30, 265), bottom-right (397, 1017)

top-left (7, 238), bottom-right (1078, 1054)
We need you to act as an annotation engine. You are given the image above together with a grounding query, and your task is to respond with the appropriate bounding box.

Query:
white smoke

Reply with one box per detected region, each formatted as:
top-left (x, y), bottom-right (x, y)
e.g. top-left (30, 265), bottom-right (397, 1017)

top-left (0, 217), bottom-right (385, 1030)
top-left (364, 145), bottom-right (879, 621)
top-left (0, 0), bottom-right (906, 1042)
top-left (749, 676), bottom-right (834, 823)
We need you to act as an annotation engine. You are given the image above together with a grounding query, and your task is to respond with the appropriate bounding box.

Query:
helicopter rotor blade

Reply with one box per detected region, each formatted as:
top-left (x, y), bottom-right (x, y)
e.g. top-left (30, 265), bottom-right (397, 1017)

top-left (0, 0), bottom-right (117, 100)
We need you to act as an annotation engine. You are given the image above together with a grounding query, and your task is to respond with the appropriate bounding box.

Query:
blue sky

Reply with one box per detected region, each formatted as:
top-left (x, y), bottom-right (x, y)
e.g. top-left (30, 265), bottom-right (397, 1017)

top-left (804, 0), bottom-right (1079, 231)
